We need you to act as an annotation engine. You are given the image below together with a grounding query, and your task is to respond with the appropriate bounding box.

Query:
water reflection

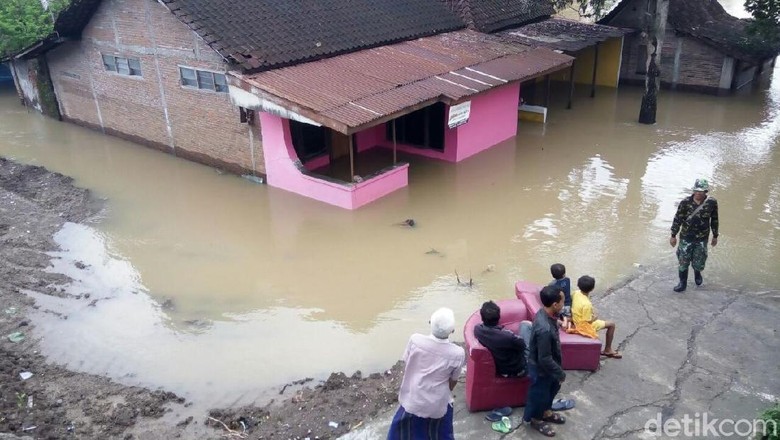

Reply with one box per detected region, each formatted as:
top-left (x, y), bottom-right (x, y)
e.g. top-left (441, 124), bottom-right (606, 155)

top-left (0, 61), bottom-right (778, 407)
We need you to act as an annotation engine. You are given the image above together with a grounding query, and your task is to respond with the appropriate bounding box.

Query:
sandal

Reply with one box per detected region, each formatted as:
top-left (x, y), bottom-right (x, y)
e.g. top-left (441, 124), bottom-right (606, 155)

top-left (485, 406), bottom-right (513, 421)
top-left (601, 351), bottom-right (623, 359)
top-left (551, 399), bottom-right (575, 411)
top-left (529, 420), bottom-right (556, 437)
top-left (491, 416), bottom-right (512, 433)
top-left (542, 412), bottom-right (566, 424)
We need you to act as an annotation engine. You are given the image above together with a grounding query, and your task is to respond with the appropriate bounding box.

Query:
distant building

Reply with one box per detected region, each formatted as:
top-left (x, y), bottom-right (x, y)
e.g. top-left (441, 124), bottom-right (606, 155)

top-left (600, 0), bottom-right (780, 94)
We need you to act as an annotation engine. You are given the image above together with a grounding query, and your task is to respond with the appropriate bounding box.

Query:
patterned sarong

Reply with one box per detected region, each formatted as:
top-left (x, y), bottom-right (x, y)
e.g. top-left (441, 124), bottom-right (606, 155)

top-left (387, 404), bottom-right (454, 440)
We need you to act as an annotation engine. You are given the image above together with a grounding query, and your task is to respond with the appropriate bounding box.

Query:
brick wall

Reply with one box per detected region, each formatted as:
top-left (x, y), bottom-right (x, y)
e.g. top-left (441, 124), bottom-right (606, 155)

top-left (46, 0), bottom-right (264, 176)
top-left (619, 31), bottom-right (726, 93)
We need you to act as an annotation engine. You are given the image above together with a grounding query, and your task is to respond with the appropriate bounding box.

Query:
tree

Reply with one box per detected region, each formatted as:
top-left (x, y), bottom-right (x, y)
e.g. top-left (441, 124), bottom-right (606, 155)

top-left (744, 0), bottom-right (780, 52)
top-left (0, 0), bottom-right (67, 57)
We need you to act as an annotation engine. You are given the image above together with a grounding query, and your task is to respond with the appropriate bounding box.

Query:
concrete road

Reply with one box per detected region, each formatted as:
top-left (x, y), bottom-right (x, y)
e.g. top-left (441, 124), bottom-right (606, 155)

top-left (343, 268), bottom-right (780, 439)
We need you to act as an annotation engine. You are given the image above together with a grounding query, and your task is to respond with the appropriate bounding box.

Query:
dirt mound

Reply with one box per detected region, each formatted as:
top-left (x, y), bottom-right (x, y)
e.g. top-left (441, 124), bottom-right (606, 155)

top-left (207, 362), bottom-right (404, 439)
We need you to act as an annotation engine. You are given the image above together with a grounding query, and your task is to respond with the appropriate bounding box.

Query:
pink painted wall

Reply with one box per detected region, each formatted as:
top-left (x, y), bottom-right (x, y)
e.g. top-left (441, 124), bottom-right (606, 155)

top-left (260, 113), bottom-right (408, 209)
top-left (374, 83), bottom-right (520, 163)
top-left (453, 82), bottom-right (520, 162)
top-left (355, 125), bottom-right (384, 152)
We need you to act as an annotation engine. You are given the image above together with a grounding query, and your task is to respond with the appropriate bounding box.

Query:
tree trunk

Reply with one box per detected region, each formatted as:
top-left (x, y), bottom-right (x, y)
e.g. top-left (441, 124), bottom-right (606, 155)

top-left (638, 0), bottom-right (669, 124)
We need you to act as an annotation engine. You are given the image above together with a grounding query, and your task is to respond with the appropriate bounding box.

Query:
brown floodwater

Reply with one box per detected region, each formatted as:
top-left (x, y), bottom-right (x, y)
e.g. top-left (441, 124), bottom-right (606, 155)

top-left (1, 59), bottom-right (778, 408)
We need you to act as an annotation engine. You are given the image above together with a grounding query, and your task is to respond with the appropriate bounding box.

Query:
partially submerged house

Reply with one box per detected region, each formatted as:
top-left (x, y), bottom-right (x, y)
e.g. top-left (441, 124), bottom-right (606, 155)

top-left (4, 0), bottom-right (573, 209)
top-left (600, 0), bottom-right (780, 94)
top-left (440, 0), bottom-right (631, 114)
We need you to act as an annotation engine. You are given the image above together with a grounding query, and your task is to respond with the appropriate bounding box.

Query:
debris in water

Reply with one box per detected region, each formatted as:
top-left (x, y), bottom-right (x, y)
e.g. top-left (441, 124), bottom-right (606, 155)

top-left (242, 174), bottom-right (265, 184)
top-left (396, 218), bottom-right (415, 227)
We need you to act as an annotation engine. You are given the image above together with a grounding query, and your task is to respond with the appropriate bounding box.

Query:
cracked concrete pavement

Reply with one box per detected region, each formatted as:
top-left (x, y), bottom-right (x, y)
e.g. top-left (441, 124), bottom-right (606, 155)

top-left (342, 267), bottom-right (780, 439)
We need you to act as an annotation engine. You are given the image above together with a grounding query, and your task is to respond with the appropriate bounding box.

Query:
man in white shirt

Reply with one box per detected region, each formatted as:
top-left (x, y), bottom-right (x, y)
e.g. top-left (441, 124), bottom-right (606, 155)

top-left (387, 308), bottom-right (466, 440)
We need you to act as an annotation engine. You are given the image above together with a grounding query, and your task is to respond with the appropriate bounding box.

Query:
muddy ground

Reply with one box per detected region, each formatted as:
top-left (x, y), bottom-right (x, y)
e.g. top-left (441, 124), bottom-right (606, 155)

top-left (0, 157), bottom-right (403, 439)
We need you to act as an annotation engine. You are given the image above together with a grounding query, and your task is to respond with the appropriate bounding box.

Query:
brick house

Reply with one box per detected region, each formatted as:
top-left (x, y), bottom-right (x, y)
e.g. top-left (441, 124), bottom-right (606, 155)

top-left (5, 0), bottom-right (574, 208)
top-left (600, 0), bottom-right (780, 94)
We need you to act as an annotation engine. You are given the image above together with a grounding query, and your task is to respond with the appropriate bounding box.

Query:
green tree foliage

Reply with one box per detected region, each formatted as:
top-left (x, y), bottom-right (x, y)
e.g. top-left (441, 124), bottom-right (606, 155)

top-left (0, 0), bottom-right (68, 57)
top-left (758, 402), bottom-right (780, 440)
top-left (744, 0), bottom-right (780, 53)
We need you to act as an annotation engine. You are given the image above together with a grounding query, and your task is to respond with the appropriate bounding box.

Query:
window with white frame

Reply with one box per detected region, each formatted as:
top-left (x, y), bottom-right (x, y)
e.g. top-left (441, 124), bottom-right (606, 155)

top-left (179, 67), bottom-right (228, 93)
top-left (102, 54), bottom-right (142, 76)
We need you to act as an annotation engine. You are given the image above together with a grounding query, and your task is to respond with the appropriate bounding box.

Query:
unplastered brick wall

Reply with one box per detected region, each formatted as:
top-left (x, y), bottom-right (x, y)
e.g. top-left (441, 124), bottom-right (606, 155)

top-left (672, 37), bottom-right (724, 89)
top-left (619, 31), bottom-right (725, 93)
top-left (46, 0), bottom-right (264, 176)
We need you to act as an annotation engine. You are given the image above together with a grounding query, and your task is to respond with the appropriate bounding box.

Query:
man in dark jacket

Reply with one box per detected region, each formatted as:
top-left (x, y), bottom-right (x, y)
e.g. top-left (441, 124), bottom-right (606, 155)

top-left (670, 178), bottom-right (719, 292)
top-left (473, 301), bottom-right (529, 377)
top-left (523, 285), bottom-right (566, 437)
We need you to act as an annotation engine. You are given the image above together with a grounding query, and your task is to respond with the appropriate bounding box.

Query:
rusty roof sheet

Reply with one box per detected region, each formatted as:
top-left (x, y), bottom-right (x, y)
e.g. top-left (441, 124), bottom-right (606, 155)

top-left (498, 18), bottom-right (633, 53)
top-left (233, 30), bottom-right (573, 132)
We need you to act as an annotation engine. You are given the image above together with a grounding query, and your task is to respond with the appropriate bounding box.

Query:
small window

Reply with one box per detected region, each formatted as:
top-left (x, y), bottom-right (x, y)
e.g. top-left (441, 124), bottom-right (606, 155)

top-left (116, 57), bottom-right (130, 75)
top-left (197, 70), bottom-right (215, 90)
top-left (102, 54), bottom-right (142, 77)
top-left (180, 67), bottom-right (228, 93)
top-left (214, 73), bottom-right (228, 92)
top-left (180, 67), bottom-right (197, 87)
top-left (102, 54), bottom-right (116, 72)
top-left (128, 58), bottom-right (142, 76)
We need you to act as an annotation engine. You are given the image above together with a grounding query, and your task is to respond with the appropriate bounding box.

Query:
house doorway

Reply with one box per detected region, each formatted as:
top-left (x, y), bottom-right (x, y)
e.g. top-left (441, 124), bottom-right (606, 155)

top-left (386, 103), bottom-right (445, 151)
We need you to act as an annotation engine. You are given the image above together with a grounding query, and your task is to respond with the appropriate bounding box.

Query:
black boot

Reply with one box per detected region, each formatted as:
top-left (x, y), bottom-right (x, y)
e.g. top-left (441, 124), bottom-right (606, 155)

top-left (694, 270), bottom-right (703, 286)
top-left (673, 269), bottom-right (688, 292)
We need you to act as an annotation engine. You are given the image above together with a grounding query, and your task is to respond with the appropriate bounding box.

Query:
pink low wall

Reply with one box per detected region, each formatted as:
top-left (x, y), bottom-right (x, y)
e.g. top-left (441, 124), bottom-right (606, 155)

top-left (373, 83), bottom-right (520, 162)
top-left (260, 113), bottom-right (409, 209)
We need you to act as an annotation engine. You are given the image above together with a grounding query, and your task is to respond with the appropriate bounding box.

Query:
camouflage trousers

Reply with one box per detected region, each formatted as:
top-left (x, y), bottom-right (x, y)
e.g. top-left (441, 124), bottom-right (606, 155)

top-left (677, 239), bottom-right (708, 272)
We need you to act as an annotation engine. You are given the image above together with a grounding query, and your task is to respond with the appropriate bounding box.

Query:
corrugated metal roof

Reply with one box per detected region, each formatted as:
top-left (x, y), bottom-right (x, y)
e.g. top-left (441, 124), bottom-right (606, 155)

top-left (498, 18), bottom-right (633, 53)
top-left (231, 30), bottom-right (573, 133)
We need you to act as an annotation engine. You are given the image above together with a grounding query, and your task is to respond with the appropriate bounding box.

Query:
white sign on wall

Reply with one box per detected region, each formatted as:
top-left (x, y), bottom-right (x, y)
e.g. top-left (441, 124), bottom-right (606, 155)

top-left (448, 101), bottom-right (471, 129)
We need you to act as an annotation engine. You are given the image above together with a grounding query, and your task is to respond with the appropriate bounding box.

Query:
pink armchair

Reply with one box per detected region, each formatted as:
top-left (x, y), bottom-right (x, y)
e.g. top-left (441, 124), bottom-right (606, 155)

top-left (463, 299), bottom-right (530, 412)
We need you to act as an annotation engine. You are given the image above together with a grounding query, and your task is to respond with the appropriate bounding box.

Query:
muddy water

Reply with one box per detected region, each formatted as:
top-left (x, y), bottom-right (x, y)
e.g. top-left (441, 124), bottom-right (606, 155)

top-left (1, 61), bottom-right (779, 407)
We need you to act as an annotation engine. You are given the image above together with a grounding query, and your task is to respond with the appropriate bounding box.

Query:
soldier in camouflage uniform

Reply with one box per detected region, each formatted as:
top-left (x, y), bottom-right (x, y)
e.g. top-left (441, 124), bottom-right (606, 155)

top-left (670, 178), bottom-right (719, 292)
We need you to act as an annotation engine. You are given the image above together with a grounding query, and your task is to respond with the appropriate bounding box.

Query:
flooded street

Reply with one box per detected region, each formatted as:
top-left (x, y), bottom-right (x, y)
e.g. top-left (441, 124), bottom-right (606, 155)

top-left (1, 60), bottom-right (778, 409)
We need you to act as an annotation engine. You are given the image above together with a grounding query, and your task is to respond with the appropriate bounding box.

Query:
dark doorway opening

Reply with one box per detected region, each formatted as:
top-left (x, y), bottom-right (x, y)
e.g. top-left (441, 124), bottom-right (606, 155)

top-left (387, 103), bottom-right (445, 151)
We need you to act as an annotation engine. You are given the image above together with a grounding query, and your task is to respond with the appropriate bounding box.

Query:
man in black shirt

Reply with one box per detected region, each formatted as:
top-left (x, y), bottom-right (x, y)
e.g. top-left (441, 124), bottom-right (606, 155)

top-left (473, 301), bottom-right (529, 377)
top-left (523, 285), bottom-right (567, 437)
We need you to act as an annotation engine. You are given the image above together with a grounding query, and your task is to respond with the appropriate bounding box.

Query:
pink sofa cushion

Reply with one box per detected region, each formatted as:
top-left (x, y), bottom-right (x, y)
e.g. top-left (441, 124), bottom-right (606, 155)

top-left (515, 281), bottom-right (601, 371)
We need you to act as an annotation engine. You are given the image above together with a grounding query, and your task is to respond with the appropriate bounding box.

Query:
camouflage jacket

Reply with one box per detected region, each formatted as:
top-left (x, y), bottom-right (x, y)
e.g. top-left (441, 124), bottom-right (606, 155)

top-left (671, 195), bottom-right (719, 242)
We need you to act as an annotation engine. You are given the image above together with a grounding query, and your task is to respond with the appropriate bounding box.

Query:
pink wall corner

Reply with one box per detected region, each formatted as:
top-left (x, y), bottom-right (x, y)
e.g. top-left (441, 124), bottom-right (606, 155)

top-left (355, 125), bottom-right (385, 152)
top-left (259, 112), bottom-right (408, 209)
top-left (454, 83), bottom-right (520, 162)
top-left (351, 163), bottom-right (409, 208)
